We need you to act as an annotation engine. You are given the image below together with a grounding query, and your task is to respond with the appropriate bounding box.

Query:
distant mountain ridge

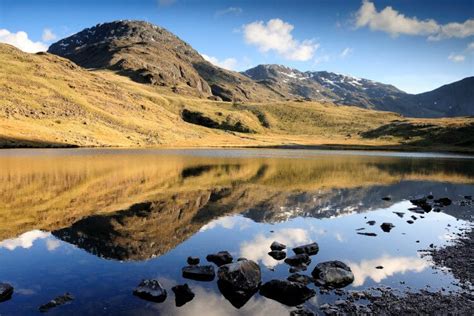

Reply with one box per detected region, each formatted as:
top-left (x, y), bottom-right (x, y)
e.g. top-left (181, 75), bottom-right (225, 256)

top-left (47, 20), bottom-right (474, 118)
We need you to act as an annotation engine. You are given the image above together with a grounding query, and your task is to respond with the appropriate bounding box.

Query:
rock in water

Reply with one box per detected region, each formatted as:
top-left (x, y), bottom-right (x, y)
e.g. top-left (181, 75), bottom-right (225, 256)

top-left (434, 197), bottom-right (452, 206)
top-left (133, 280), bottom-right (167, 303)
top-left (291, 307), bottom-right (316, 316)
top-left (380, 222), bottom-right (395, 232)
top-left (366, 220), bottom-right (376, 225)
top-left (270, 241), bottom-right (286, 251)
top-left (382, 197), bottom-right (391, 201)
top-left (393, 212), bottom-right (405, 218)
top-left (259, 280), bottom-right (315, 306)
top-left (268, 250), bottom-right (286, 260)
top-left (357, 232), bottom-right (377, 237)
top-left (39, 293), bottom-right (74, 312)
top-left (0, 283), bottom-right (13, 302)
top-left (187, 256), bottom-right (200, 265)
top-left (182, 265), bottom-right (215, 281)
top-left (312, 261), bottom-right (354, 288)
top-left (292, 242), bottom-right (319, 256)
top-left (217, 259), bottom-right (261, 308)
top-left (171, 284), bottom-right (194, 307)
top-left (287, 273), bottom-right (313, 285)
top-left (206, 251), bottom-right (233, 266)
top-left (285, 254), bottom-right (311, 267)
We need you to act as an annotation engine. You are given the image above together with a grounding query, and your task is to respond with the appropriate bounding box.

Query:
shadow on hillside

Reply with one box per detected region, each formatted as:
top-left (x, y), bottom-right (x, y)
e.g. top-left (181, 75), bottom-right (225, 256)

top-left (360, 121), bottom-right (474, 148)
top-left (0, 136), bottom-right (78, 148)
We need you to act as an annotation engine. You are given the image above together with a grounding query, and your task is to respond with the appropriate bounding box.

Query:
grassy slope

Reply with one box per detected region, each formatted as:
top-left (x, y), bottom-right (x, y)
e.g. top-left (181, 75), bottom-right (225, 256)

top-left (0, 44), bottom-right (473, 152)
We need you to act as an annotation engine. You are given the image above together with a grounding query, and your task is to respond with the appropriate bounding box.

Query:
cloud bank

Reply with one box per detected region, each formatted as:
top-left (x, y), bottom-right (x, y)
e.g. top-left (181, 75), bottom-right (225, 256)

top-left (202, 54), bottom-right (238, 70)
top-left (0, 29), bottom-right (47, 53)
top-left (243, 18), bottom-right (318, 61)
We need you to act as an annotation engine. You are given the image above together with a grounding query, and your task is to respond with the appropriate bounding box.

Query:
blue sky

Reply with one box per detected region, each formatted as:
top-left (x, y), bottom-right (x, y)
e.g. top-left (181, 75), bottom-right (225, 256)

top-left (0, 0), bottom-right (473, 93)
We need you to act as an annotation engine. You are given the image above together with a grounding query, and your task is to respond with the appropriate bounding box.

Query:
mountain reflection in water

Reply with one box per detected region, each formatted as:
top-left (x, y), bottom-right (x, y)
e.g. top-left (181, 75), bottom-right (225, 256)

top-left (0, 149), bottom-right (472, 315)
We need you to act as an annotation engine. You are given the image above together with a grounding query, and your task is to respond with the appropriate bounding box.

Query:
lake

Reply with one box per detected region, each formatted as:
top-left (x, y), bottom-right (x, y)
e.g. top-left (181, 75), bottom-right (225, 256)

top-left (0, 148), bottom-right (473, 315)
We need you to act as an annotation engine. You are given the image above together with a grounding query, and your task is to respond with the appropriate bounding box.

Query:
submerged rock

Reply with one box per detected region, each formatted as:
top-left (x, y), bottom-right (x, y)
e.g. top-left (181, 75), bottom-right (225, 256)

top-left (285, 254), bottom-right (311, 267)
top-left (182, 265), bottom-right (216, 281)
top-left (259, 279), bottom-right (315, 306)
top-left (39, 293), bottom-right (74, 312)
top-left (312, 261), bottom-right (354, 288)
top-left (268, 250), bottom-right (286, 260)
top-left (133, 279), bottom-right (167, 303)
top-left (380, 223), bottom-right (395, 232)
top-left (172, 284), bottom-right (194, 307)
top-left (292, 242), bottom-right (319, 256)
top-left (187, 256), bottom-right (200, 265)
top-left (270, 241), bottom-right (286, 251)
top-left (206, 251), bottom-right (233, 266)
top-left (287, 273), bottom-right (313, 285)
top-left (0, 283), bottom-right (13, 302)
top-left (217, 260), bottom-right (261, 308)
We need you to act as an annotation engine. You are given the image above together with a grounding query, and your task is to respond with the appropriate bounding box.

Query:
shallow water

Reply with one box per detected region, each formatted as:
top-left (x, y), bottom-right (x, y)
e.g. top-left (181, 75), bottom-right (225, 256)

top-left (0, 148), bottom-right (473, 315)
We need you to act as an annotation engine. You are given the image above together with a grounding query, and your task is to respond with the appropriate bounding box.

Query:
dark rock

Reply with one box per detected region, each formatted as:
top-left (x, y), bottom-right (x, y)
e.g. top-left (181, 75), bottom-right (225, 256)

top-left (237, 257), bottom-right (247, 261)
top-left (133, 279), bottom-right (167, 303)
top-left (407, 220), bottom-right (414, 224)
top-left (464, 195), bottom-right (472, 200)
top-left (366, 220), bottom-right (376, 225)
top-left (0, 283), bottom-right (13, 302)
top-left (427, 194), bottom-right (434, 199)
top-left (410, 196), bottom-right (427, 206)
top-left (39, 293), bottom-right (74, 312)
top-left (312, 261), bottom-right (354, 288)
top-left (172, 284), bottom-right (194, 307)
top-left (409, 207), bottom-right (426, 214)
top-left (376, 266), bottom-right (384, 269)
top-left (268, 250), bottom-right (286, 260)
top-left (259, 280), bottom-right (316, 306)
top-left (285, 254), bottom-right (311, 267)
top-left (289, 264), bottom-right (308, 273)
top-left (382, 197), bottom-right (391, 201)
top-left (207, 251), bottom-right (233, 266)
top-left (434, 197), bottom-right (452, 206)
top-left (355, 228), bottom-right (365, 231)
top-left (290, 307), bottom-right (315, 315)
top-left (292, 242), bottom-right (319, 256)
top-left (411, 215), bottom-right (417, 220)
top-left (380, 222), bottom-right (395, 232)
top-left (433, 208), bottom-right (441, 212)
top-left (357, 232), bottom-right (377, 236)
top-left (287, 273), bottom-right (313, 285)
top-left (187, 256), bottom-right (200, 265)
top-left (393, 212), bottom-right (405, 218)
top-left (182, 265), bottom-right (215, 281)
top-left (217, 260), bottom-right (261, 308)
top-left (270, 241), bottom-right (286, 251)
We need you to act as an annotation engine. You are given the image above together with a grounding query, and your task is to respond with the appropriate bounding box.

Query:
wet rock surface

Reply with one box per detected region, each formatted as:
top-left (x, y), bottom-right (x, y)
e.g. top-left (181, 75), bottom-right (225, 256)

top-left (287, 273), bottom-right (313, 285)
top-left (270, 241), bottom-right (286, 251)
top-left (290, 306), bottom-right (315, 315)
top-left (268, 250), bottom-right (286, 260)
top-left (39, 293), bottom-right (74, 312)
top-left (206, 251), bottom-right (233, 266)
top-left (187, 256), bottom-right (200, 265)
top-left (182, 265), bottom-right (216, 281)
top-left (133, 279), bottom-right (167, 303)
top-left (312, 261), bottom-right (354, 288)
top-left (380, 222), bottom-right (395, 232)
top-left (172, 284), bottom-right (194, 307)
top-left (259, 279), bottom-right (316, 306)
top-left (285, 254), bottom-right (311, 267)
top-left (0, 283), bottom-right (13, 302)
top-left (292, 242), bottom-right (319, 256)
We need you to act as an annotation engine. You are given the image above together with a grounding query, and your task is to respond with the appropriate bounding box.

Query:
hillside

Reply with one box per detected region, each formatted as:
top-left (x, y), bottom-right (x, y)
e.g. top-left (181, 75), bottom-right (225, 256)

top-left (0, 43), bottom-right (473, 151)
top-left (47, 20), bottom-right (281, 102)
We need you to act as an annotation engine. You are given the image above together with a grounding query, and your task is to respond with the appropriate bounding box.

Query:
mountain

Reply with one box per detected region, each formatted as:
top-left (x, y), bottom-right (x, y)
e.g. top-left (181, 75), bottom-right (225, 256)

top-left (242, 64), bottom-right (405, 110)
top-left (48, 20), bottom-right (280, 102)
top-left (242, 64), bottom-right (474, 117)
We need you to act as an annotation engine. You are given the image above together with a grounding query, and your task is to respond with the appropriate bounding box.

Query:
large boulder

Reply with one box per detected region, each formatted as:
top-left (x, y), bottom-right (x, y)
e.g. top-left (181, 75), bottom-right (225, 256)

top-left (38, 293), bottom-right (74, 312)
top-left (0, 283), bottom-right (13, 302)
top-left (217, 259), bottom-right (261, 308)
top-left (311, 261), bottom-right (354, 288)
top-left (182, 265), bottom-right (216, 281)
top-left (206, 251), bottom-right (233, 266)
top-left (284, 254), bottom-right (311, 267)
top-left (259, 279), bottom-right (315, 306)
top-left (133, 280), bottom-right (167, 303)
top-left (171, 284), bottom-right (195, 307)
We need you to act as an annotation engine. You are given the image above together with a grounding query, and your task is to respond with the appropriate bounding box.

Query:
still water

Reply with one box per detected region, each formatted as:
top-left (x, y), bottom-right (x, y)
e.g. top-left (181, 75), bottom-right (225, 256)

top-left (0, 149), bottom-right (473, 315)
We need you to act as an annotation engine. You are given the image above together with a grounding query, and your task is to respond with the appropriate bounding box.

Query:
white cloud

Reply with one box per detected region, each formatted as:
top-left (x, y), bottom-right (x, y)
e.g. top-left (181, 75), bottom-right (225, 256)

top-left (240, 228), bottom-right (310, 268)
top-left (355, 0), bottom-right (474, 40)
top-left (0, 29), bottom-right (48, 53)
top-left (467, 42), bottom-right (474, 51)
top-left (340, 47), bottom-right (353, 58)
top-left (216, 7), bottom-right (242, 17)
top-left (42, 28), bottom-right (56, 42)
top-left (348, 254), bottom-right (429, 287)
top-left (448, 53), bottom-right (465, 63)
top-left (243, 18), bottom-right (318, 61)
top-left (313, 54), bottom-right (330, 65)
top-left (0, 230), bottom-right (50, 250)
top-left (202, 53), bottom-right (238, 70)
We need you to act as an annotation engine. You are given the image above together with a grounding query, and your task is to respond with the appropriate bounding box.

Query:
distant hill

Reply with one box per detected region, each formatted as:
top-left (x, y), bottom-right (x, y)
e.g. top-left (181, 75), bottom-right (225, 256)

top-left (48, 20), bottom-right (473, 118)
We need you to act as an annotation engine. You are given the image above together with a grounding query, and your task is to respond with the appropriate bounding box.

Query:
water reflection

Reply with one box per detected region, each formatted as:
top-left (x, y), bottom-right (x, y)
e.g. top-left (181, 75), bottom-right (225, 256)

top-left (0, 149), bottom-right (472, 315)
